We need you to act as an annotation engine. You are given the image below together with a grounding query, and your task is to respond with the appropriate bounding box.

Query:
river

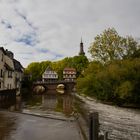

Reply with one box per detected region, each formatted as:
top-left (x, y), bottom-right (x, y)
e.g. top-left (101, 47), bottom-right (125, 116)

top-left (0, 90), bottom-right (84, 140)
top-left (76, 94), bottom-right (140, 140)
top-left (1, 90), bottom-right (140, 140)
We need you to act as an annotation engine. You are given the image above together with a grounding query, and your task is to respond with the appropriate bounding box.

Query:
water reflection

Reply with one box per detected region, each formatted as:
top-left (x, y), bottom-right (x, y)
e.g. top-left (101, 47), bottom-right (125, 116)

top-left (0, 96), bottom-right (16, 109)
top-left (25, 90), bottom-right (74, 116)
top-left (0, 112), bottom-right (17, 140)
top-left (0, 90), bottom-right (74, 139)
top-left (0, 89), bottom-right (74, 116)
top-left (56, 89), bottom-right (65, 94)
top-left (0, 89), bottom-right (74, 126)
top-left (9, 96), bottom-right (22, 112)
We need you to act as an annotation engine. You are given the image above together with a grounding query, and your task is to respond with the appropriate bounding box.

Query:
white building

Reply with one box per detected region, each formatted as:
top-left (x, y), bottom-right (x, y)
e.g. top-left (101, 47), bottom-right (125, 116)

top-left (63, 68), bottom-right (76, 81)
top-left (42, 66), bottom-right (58, 82)
top-left (0, 47), bottom-right (24, 91)
top-left (4, 52), bottom-right (15, 89)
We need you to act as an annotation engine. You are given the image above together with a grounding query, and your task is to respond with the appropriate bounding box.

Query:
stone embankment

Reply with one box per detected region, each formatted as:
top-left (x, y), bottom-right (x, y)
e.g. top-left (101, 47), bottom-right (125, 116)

top-left (75, 94), bottom-right (140, 140)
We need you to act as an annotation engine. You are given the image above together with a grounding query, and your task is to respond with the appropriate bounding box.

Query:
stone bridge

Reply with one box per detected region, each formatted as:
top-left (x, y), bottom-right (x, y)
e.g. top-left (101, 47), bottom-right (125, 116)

top-left (33, 80), bottom-right (76, 91)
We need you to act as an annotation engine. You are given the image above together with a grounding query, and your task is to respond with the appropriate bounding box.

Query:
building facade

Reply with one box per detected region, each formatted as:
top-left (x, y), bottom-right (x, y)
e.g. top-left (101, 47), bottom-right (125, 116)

top-left (63, 68), bottom-right (76, 81)
top-left (42, 66), bottom-right (58, 82)
top-left (0, 47), bottom-right (5, 90)
top-left (13, 59), bottom-right (24, 90)
top-left (0, 47), bottom-right (24, 91)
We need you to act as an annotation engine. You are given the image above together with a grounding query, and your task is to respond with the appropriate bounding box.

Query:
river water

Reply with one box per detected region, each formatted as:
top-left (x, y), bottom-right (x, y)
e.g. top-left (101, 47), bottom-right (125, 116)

top-left (13, 90), bottom-right (73, 116)
top-left (0, 90), bottom-right (79, 140)
top-left (76, 95), bottom-right (140, 140)
top-left (1, 91), bottom-right (140, 140)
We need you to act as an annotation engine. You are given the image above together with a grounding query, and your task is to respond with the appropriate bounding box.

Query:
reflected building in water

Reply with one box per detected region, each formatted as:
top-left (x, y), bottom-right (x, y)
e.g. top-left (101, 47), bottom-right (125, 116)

top-left (42, 94), bottom-right (58, 110)
top-left (0, 112), bottom-right (17, 140)
top-left (62, 95), bottom-right (73, 115)
top-left (41, 90), bottom-right (73, 115)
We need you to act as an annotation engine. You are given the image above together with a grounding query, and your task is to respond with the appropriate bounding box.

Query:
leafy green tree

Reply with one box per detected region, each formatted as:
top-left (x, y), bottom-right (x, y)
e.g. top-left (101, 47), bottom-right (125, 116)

top-left (51, 59), bottom-right (67, 80)
top-left (77, 58), bottom-right (140, 106)
top-left (25, 62), bottom-right (40, 81)
top-left (25, 61), bottom-right (51, 81)
top-left (89, 28), bottom-right (140, 63)
top-left (77, 61), bottom-right (103, 96)
top-left (70, 55), bottom-right (89, 77)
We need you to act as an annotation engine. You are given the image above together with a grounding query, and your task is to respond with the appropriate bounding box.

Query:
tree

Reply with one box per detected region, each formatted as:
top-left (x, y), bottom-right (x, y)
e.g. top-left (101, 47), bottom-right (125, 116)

top-left (89, 28), bottom-right (140, 63)
top-left (51, 56), bottom-right (89, 79)
top-left (25, 61), bottom-right (51, 81)
top-left (70, 55), bottom-right (89, 77)
top-left (77, 58), bottom-right (140, 105)
top-left (25, 62), bottom-right (40, 81)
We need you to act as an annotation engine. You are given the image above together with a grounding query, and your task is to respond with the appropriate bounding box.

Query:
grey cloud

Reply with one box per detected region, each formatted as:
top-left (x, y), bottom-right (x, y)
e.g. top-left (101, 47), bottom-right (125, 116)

top-left (0, 0), bottom-right (140, 67)
top-left (15, 9), bottom-right (38, 31)
top-left (15, 32), bottom-right (39, 46)
top-left (1, 20), bottom-right (12, 29)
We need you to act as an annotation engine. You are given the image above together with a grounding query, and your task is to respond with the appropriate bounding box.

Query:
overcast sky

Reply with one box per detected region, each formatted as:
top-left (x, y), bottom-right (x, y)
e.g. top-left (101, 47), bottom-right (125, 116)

top-left (0, 0), bottom-right (140, 67)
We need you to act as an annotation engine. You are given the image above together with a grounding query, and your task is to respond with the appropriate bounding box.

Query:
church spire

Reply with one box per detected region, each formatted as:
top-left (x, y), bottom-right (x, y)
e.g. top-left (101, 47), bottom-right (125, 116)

top-left (79, 38), bottom-right (85, 56)
top-left (81, 37), bottom-right (83, 43)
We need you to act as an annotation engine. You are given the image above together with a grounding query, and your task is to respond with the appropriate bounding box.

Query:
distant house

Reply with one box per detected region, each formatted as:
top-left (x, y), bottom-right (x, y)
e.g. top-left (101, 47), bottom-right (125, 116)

top-left (0, 47), bottom-right (24, 91)
top-left (63, 68), bottom-right (76, 81)
top-left (42, 66), bottom-right (58, 82)
top-left (13, 59), bottom-right (24, 89)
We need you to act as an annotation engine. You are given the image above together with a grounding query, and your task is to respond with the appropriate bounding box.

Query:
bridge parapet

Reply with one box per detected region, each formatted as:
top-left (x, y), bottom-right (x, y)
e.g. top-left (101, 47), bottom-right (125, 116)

top-left (33, 80), bottom-right (76, 91)
top-left (34, 80), bottom-right (76, 85)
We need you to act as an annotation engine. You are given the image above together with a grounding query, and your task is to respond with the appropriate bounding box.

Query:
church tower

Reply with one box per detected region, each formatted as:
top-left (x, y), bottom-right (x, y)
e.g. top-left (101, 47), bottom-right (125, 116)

top-left (79, 38), bottom-right (85, 56)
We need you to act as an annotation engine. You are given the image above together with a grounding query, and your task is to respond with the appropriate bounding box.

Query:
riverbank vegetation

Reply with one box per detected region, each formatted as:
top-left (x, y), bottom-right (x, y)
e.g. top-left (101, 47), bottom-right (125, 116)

top-left (77, 28), bottom-right (140, 106)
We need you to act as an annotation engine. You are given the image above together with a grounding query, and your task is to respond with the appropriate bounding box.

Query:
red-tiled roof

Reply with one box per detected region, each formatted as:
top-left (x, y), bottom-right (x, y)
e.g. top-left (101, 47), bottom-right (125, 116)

top-left (63, 67), bottom-right (76, 71)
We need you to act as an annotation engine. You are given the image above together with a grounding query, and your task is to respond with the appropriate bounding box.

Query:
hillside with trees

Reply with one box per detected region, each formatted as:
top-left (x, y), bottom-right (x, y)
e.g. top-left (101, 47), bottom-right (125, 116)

top-left (25, 55), bottom-right (89, 82)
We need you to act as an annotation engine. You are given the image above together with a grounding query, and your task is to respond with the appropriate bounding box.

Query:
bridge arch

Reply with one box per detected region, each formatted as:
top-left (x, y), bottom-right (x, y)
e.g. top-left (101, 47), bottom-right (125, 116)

top-left (33, 80), bottom-right (76, 91)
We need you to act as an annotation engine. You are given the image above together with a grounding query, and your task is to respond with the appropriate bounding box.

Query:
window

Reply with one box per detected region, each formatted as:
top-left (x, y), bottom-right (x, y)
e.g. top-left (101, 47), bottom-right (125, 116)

top-left (8, 71), bottom-right (12, 78)
top-left (1, 54), bottom-right (3, 61)
top-left (8, 71), bottom-right (9, 77)
top-left (0, 69), bottom-right (3, 77)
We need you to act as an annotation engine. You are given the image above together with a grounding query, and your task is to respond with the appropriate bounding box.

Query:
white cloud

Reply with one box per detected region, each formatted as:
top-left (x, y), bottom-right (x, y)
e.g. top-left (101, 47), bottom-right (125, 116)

top-left (0, 0), bottom-right (140, 67)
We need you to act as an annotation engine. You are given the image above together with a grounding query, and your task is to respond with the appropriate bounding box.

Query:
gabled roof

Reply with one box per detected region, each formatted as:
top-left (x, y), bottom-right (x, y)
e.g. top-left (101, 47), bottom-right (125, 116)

top-left (45, 66), bottom-right (53, 71)
top-left (0, 47), bottom-right (6, 54)
top-left (13, 59), bottom-right (24, 72)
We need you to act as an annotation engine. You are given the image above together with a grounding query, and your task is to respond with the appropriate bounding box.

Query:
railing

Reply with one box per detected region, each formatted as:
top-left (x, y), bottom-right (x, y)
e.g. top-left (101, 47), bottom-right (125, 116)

top-left (89, 112), bottom-right (109, 140)
top-left (34, 80), bottom-right (76, 85)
